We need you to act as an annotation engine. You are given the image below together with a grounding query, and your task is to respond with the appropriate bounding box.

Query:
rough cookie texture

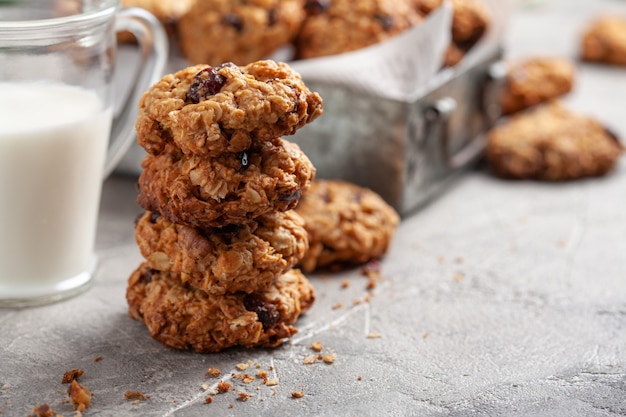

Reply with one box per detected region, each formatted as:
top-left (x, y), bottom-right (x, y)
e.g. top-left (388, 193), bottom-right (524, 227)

top-left (295, 0), bottom-right (423, 59)
top-left (486, 102), bottom-right (623, 180)
top-left (413, 0), bottom-right (489, 66)
top-left (295, 179), bottom-right (400, 273)
top-left (581, 17), bottom-right (626, 66)
top-left (178, 0), bottom-right (305, 66)
top-left (137, 138), bottom-right (315, 228)
top-left (126, 264), bottom-right (315, 352)
top-left (501, 57), bottom-right (576, 115)
top-left (119, 0), bottom-right (195, 40)
top-left (135, 210), bottom-right (309, 295)
top-left (136, 61), bottom-right (323, 157)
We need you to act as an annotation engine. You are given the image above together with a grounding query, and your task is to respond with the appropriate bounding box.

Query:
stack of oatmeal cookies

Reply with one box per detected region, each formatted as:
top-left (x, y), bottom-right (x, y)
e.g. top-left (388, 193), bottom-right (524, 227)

top-left (125, 60), bottom-right (323, 353)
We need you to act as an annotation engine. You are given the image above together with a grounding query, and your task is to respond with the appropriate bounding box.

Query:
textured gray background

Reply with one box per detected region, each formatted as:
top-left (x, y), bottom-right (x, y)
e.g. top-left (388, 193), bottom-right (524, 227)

top-left (2, 0), bottom-right (626, 416)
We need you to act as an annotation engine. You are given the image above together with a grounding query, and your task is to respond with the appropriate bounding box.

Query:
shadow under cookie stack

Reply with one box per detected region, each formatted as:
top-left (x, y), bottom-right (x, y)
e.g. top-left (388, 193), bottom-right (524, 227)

top-left (125, 60), bottom-right (323, 353)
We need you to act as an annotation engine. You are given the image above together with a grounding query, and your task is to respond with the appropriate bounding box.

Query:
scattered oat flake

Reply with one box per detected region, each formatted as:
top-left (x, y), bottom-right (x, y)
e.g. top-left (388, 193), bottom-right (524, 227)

top-left (291, 390), bottom-right (305, 398)
top-left (353, 298), bottom-right (362, 305)
top-left (93, 356), bottom-right (103, 362)
top-left (1, 385), bottom-right (7, 391)
top-left (62, 369), bottom-right (84, 384)
top-left (207, 367), bottom-right (221, 377)
top-left (303, 354), bottom-right (318, 364)
top-left (332, 302), bottom-right (343, 310)
top-left (453, 273), bottom-right (463, 282)
top-left (422, 332), bottom-right (430, 339)
top-left (217, 381), bottom-right (231, 393)
top-left (201, 383), bottom-right (210, 391)
top-left (311, 341), bottom-right (323, 352)
top-left (367, 332), bottom-right (382, 339)
top-left (124, 390), bottom-right (149, 401)
top-left (266, 377), bottom-right (279, 386)
top-left (256, 369), bottom-right (268, 378)
top-left (340, 280), bottom-right (350, 289)
top-left (236, 362), bottom-right (249, 371)
top-left (242, 374), bottom-right (255, 384)
top-left (322, 354), bottom-right (336, 364)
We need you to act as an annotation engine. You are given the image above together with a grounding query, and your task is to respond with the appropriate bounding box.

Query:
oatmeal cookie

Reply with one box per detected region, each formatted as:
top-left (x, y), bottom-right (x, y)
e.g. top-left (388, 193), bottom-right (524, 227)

top-left (581, 17), bottom-right (626, 66)
top-left (135, 210), bottom-right (309, 295)
top-left (501, 57), bottom-right (576, 115)
top-left (119, 0), bottom-right (195, 41)
top-left (295, 179), bottom-right (400, 273)
top-left (486, 102), bottom-right (623, 180)
top-left (137, 138), bottom-right (315, 228)
top-left (178, 0), bottom-right (305, 66)
top-left (295, 0), bottom-right (423, 60)
top-left (126, 264), bottom-right (315, 352)
top-left (414, 0), bottom-right (489, 66)
top-left (136, 61), bottom-right (323, 157)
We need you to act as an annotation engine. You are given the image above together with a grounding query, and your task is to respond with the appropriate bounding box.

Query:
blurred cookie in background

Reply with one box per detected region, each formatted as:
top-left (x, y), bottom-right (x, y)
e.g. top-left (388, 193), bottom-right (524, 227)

top-left (119, 0), bottom-right (195, 42)
top-left (581, 16), bottom-right (626, 66)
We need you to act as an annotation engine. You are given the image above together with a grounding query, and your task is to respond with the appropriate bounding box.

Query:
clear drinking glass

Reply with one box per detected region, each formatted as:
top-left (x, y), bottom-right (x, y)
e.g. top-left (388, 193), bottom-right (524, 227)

top-left (0, 0), bottom-right (168, 307)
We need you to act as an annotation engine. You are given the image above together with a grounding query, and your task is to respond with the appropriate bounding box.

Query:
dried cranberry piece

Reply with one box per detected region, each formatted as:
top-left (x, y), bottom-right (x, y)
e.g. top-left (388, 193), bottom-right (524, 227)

top-left (304, 0), bottom-right (330, 14)
top-left (244, 295), bottom-right (280, 329)
top-left (375, 14), bottom-right (394, 31)
top-left (141, 269), bottom-right (156, 283)
top-left (222, 14), bottom-right (243, 32)
top-left (187, 67), bottom-right (227, 104)
top-left (278, 188), bottom-right (301, 203)
top-left (149, 212), bottom-right (161, 223)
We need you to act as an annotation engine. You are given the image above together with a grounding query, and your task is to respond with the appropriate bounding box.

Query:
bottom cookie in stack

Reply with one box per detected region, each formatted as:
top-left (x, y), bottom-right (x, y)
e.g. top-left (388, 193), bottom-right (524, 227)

top-left (127, 263), bottom-right (315, 353)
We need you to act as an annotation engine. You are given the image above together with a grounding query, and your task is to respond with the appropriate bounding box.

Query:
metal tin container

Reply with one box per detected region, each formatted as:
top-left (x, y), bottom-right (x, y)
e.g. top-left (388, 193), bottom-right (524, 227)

top-left (289, 48), bottom-right (505, 216)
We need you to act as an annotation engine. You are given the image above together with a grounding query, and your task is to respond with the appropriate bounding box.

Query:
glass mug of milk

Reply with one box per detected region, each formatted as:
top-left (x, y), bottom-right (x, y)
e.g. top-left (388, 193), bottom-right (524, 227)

top-left (0, 0), bottom-right (168, 307)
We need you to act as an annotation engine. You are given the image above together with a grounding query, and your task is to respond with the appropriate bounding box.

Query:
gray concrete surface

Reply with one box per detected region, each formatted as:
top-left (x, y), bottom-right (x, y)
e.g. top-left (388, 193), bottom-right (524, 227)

top-left (2, 0), bottom-right (626, 416)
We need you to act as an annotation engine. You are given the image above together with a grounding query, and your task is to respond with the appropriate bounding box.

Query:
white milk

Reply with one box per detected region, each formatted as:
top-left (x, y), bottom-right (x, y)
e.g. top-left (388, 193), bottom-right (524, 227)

top-left (0, 82), bottom-right (112, 298)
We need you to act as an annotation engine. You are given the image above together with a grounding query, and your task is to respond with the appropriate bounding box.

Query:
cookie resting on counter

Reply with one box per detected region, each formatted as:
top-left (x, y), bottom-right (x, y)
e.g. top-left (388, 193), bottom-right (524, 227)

top-left (127, 264), bottom-right (315, 353)
top-left (295, 0), bottom-right (423, 59)
top-left (500, 57), bottom-right (576, 115)
top-left (486, 102), bottom-right (623, 181)
top-left (295, 179), bottom-right (400, 273)
top-left (135, 210), bottom-right (309, 295)
top-left (581, 16), bottom-right (626, 66)
top-left (178, 0), bottom-right (305, 66)
top-left (136, 60), bottom-right (323, 157)
top-left (137, 138), bottom-right (315, 228)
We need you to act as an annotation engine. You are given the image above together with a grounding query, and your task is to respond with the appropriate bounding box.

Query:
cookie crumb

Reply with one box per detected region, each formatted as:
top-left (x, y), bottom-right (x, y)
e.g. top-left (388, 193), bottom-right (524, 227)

top-left (62, 369), bottom-right (84, 384)
top-left (242, 374), bottom-right (255, 384)
top-left (207, 367), bottom-right (221, 377)
top-left (256, 369), bottom-right (268, 378)
top-left (423, 332), bottom-right (430, 339)
top-left (28, 404), bottom-right (54, 417)
top-left (367, 332), bottom-right (382, 339)
top-left (93, 356), bottom-right (103, 362)
top-left (453, 273), bottom-right (463, 282)
top-left (291, 390), bottom-right (304, 398)
top-left (237, 392), bottom-right (252, 402)
top-left (322, 354), bottom-right (336, 364)
top-left (124, 390), bottom-right (149, 401)
top-left (217, 381), bottom-right (232, 393)
top-left (331, 302), bottom-right (343, 310)
top-left (357, 376), bottom-right (362, 381)
top-left (228, 403), bottom-right (234, 409)
top-left (204, 396), bottom-right (213, 404)
top-left (266, 377), bottom-right (279, 386)
top-left (340, 280), bottom-right (350, 289)
top-left (1, 385), bottom-right (8, 391)
top-left (68, 380), bottom-right (91, 412)
top-left (311, 341), bottom-right (323, 352)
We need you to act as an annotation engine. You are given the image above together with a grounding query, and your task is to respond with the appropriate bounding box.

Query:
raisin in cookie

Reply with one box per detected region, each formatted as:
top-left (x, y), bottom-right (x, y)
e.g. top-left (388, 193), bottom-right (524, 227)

top-left (178, 0), bottom-right (304, 66)
top-left (137, 138), bottom-right (315, 228)
top-left (295, 0), bottom-right (423, 60)
top-left (486, 102), bottom-right (623, 181)
top-left (126, 264), bottom-right (315, 352)
top-left (581, 17), bottom-right (626, 66)
top-left (136, 61), bottom-right (323, 157)
top-left (295, 179), bottom-right (400, 273)
top-left (501, 57), bottom-right (576, 115)
top-left (135, 210), bottom-right (309, 295)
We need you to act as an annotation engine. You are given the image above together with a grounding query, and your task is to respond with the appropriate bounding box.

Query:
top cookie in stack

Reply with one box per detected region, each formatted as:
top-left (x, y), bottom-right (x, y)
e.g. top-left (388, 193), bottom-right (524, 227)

top-left (135, 60), bottom-right (323, 228)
